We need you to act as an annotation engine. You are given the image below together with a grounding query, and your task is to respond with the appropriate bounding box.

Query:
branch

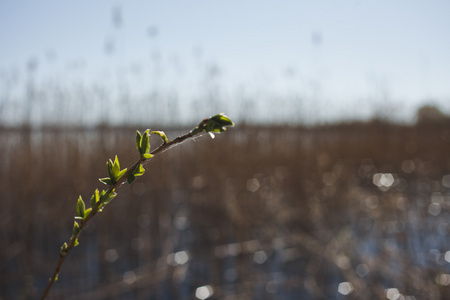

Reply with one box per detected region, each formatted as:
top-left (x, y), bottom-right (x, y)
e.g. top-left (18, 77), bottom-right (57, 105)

top-left (40, 114), bottom-right (234, 300)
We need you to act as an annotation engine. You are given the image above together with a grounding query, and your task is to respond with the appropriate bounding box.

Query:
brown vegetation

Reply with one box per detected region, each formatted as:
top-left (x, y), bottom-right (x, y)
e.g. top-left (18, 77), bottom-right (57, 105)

top-left (2, 120), bottom-right (450, 299)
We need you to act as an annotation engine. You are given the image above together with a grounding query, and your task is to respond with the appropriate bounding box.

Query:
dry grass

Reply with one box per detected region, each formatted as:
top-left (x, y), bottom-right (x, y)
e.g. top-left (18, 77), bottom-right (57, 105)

top-left (2, 120), bottom-right (450, 299)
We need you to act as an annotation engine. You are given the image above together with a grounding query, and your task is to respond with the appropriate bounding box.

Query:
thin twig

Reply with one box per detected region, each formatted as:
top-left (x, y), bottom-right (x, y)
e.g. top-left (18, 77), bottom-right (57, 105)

top-left (40, 131), bottom-right (196, 299)
top-left (40, 113), bottom-right (234, 299)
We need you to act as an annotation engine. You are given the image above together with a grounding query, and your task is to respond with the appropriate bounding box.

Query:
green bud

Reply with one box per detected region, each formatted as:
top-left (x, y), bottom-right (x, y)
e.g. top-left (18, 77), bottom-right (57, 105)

top-left (76, 196), bottom-right (85, 219)
top-left (73, 221), bottom-right (80, 235)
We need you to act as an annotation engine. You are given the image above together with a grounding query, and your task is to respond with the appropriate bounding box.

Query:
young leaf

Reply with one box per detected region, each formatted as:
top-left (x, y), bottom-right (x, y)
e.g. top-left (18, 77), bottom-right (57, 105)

top-left (112, 155), bottom-right (121, 179)
top-left (135, 130), bottom-right (142, 152)
top-left (73, 221), bottom-right (80, 235)
top-left (135, 164), bottom-right (145, 176)
top-left (99, 190), bottom-right (109, 203)
top-left (127, 173), bottom-right (136, 185)
top-left (139, 129), bottom-right (150, 155)
top-left (107, 191), bottom-right (117, 204)
top-left (102, 195), bottom-right (115, 205)
top-left (142, 153), bottom-right (153, 159)
top-left (100, 189), bottom-right (117, 205)
top-left (145, 133), bottom-right (151, 153)
top-left (91, 189), bottom-right (100, 208)
top-left (151, 130), bottom-right (168, 144)
top-left (74, 238), bottom-right (79, 247)
top-left (84, 208), bottom-right (92, 219)
top-left (60, 243), bottom-right (68, 256)
top-left (99, 177), bottom-right (114, 186)
top-left (139, 135), bottom-right (145, 155)
top-left (210, 113), bottom-right (234, 126)
top-left (76, 196), bottom-right (85, 219)
top-left (127, 164), bottom-right (145, 185)
top-left (116, 168), bottom-right (128, 181)
top-left (107, 159), bottom-right (114, 180)
top-left (191, 113), bottom-right (235, 136)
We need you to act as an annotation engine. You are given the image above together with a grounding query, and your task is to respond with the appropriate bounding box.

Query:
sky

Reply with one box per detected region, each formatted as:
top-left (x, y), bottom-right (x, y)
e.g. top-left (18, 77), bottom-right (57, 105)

top-left (1, 0), bottom-right (450, 125)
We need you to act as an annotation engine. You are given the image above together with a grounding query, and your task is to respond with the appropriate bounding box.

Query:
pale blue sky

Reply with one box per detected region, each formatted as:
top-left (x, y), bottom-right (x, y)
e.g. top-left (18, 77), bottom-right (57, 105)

top-left (1, 0), bottom-right (450, 124)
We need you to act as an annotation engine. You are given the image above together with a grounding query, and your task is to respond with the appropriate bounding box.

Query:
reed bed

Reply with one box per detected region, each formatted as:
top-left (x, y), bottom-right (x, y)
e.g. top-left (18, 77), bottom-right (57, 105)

top-left (1, 120), bottom-right (450, 299)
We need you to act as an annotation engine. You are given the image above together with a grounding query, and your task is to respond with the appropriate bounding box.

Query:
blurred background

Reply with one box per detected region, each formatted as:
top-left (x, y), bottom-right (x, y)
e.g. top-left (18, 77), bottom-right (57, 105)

top-left (1, 1), bottom-right (450, 299)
